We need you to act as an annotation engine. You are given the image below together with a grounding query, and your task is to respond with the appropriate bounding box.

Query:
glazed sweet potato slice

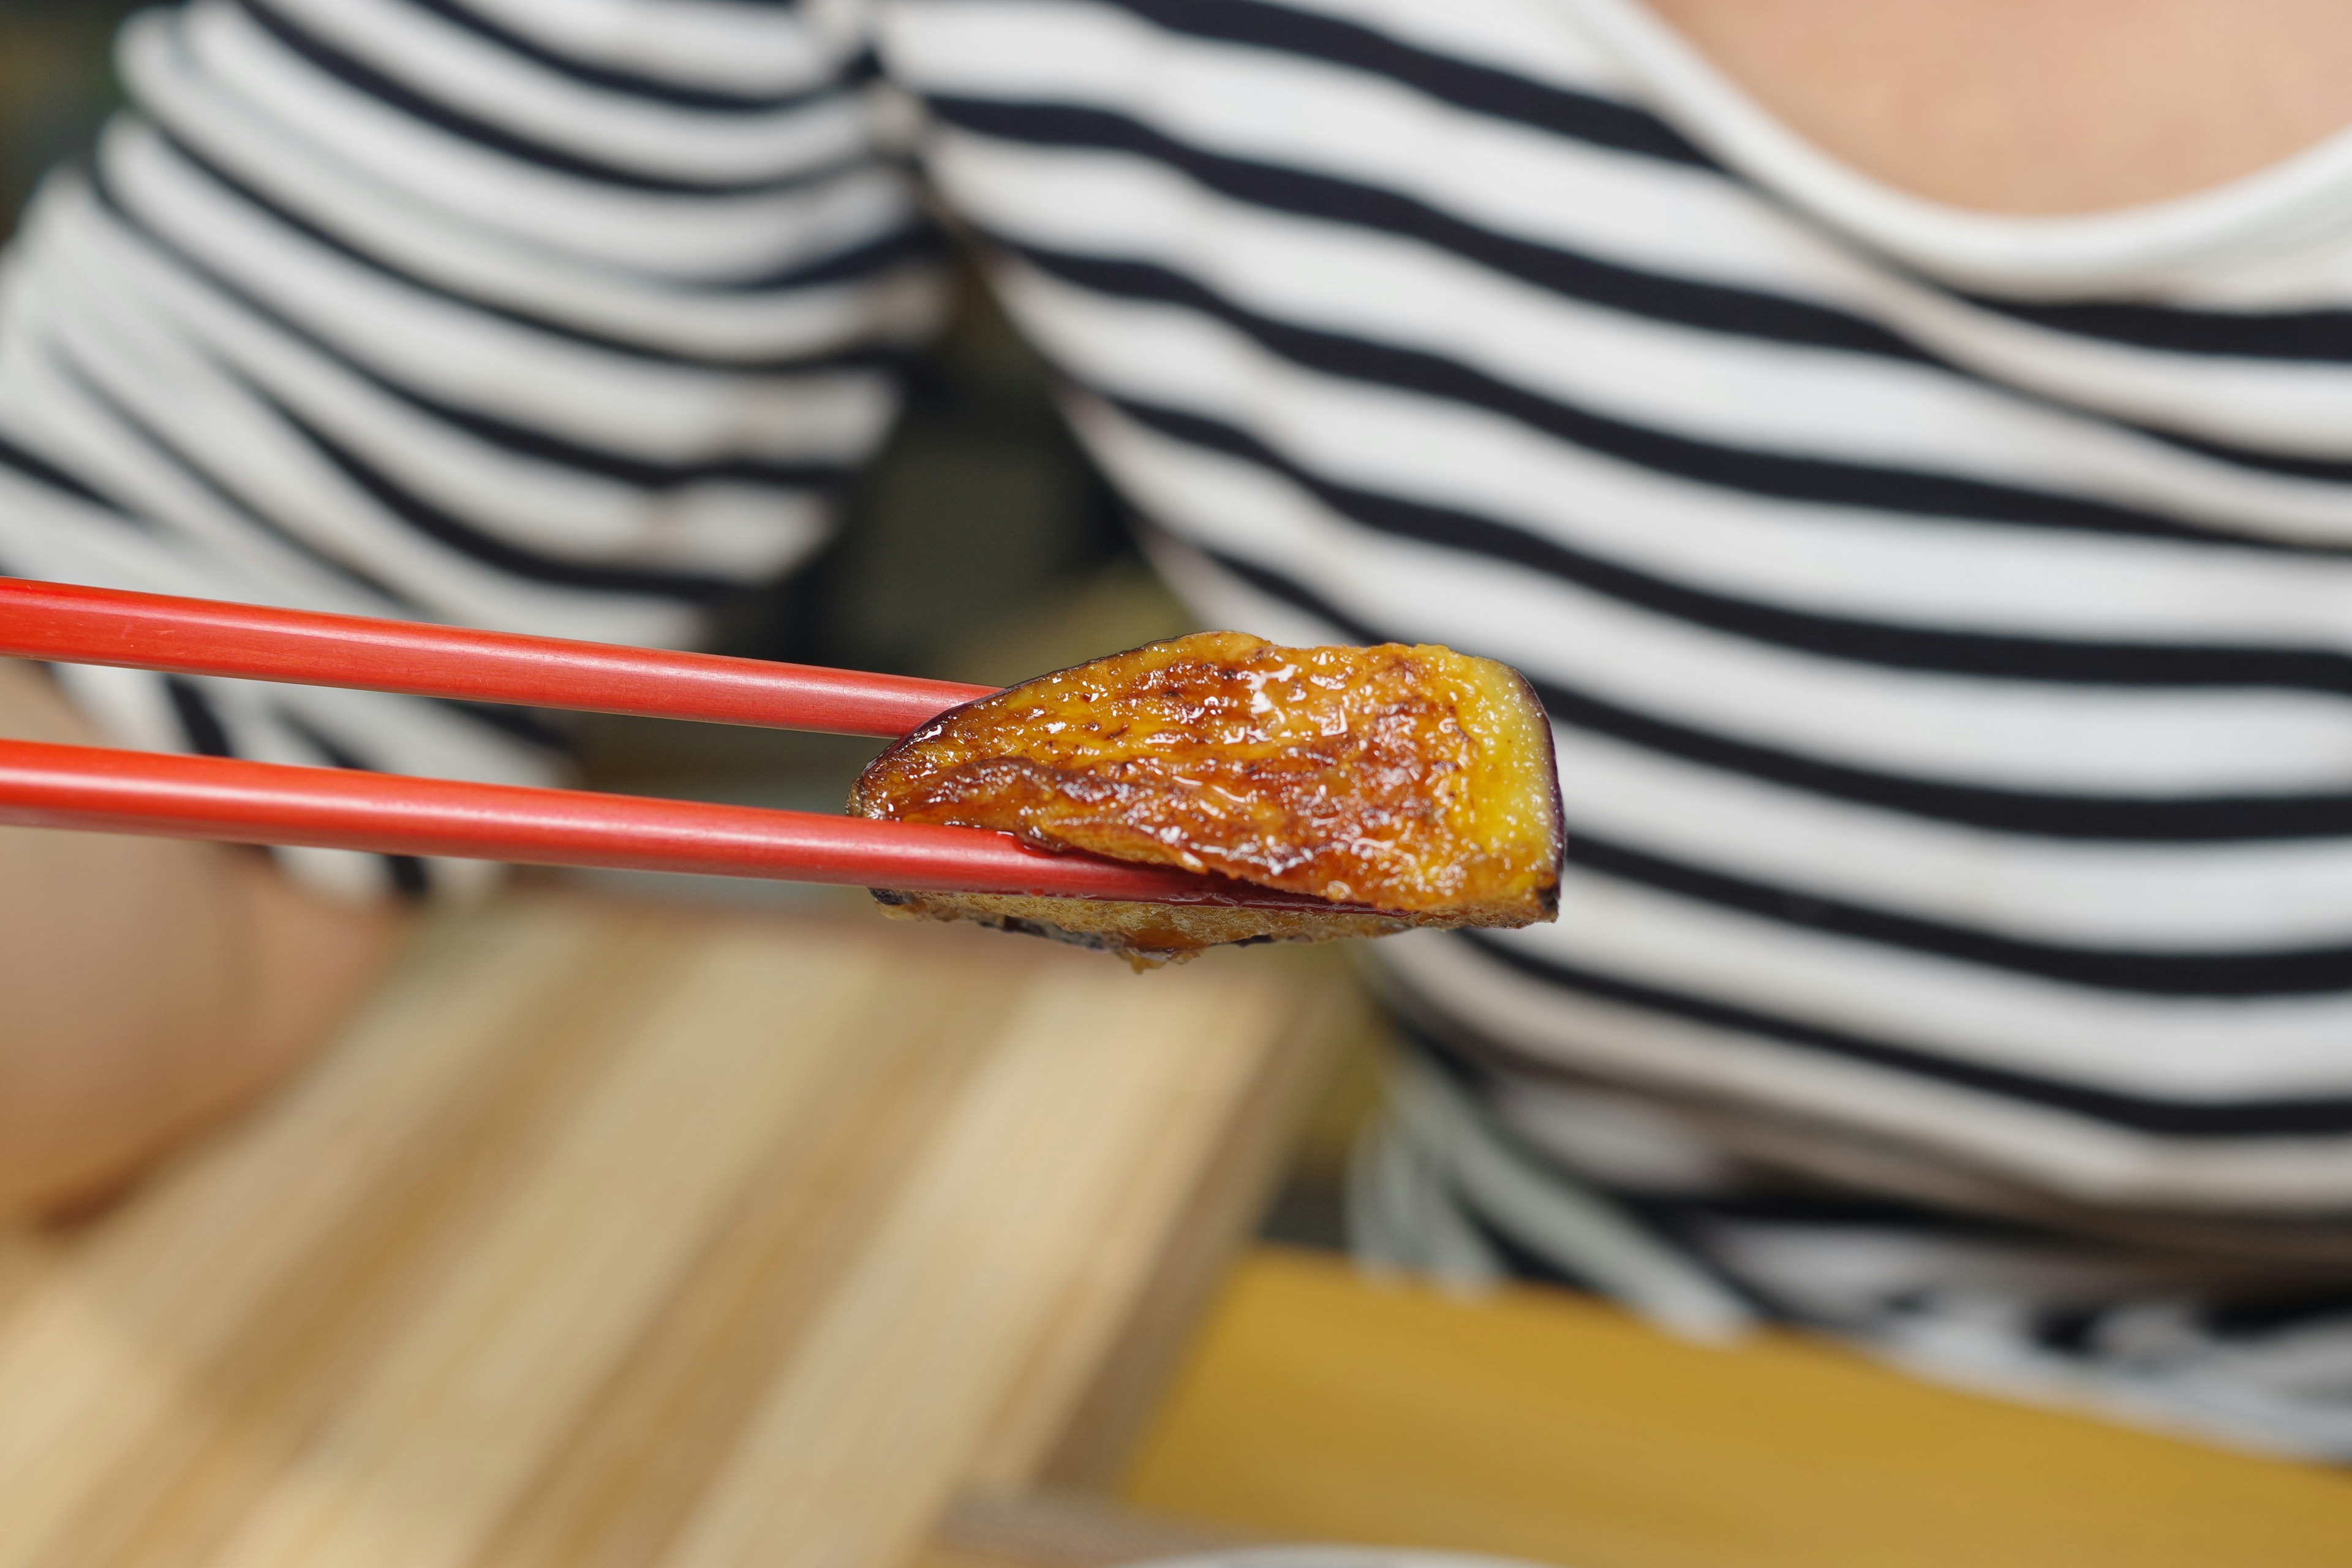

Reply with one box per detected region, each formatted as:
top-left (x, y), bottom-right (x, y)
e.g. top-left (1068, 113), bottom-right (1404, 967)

top-left (851, 631), bottom-right (1562, 967)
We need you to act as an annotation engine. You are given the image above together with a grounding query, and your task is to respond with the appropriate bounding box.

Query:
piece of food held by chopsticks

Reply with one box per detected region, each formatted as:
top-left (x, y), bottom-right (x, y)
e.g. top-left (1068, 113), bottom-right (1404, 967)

top-left (0, 582), bottom-right (1561, 926)
top-left (853, 631), bottom-right (1564, 968)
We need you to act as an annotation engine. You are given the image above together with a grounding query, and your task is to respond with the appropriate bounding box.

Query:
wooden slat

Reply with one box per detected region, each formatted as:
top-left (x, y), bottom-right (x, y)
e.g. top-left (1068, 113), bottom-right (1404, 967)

top-left (0, 898), bottom-right (628, 1568)
top-left (971, 956), bottom-right (1372, 1494)
top-left (660, 962), bottom-right (1340, 1568)
top-left (473, 956), bottom-right (1023, 1568)
top-left (0, 1227), bottom-right (58, 1338)
top-left (1123, 1248), bottom-right (2352, 1568)
top-left (0, 891), bottom-right (1355, 1568)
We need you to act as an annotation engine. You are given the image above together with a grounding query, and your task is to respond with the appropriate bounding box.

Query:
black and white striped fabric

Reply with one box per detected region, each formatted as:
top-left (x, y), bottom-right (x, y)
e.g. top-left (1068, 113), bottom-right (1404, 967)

top-left (0, 0), bottom-right (943, 895)
top-left (10, 0), bottom-right (2352, 1454)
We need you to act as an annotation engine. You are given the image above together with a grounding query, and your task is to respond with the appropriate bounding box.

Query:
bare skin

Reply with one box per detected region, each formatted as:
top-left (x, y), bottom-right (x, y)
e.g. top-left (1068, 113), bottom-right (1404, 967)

top-left (0, 660), bottom-right (401, 1216)
top-left (1646, 0), bottom-right (2352, 214)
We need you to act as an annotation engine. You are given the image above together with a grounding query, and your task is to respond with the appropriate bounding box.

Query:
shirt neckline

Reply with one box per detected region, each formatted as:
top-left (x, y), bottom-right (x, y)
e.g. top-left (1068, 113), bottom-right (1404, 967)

top-left (1555, 0), bottom-right (2352, 296)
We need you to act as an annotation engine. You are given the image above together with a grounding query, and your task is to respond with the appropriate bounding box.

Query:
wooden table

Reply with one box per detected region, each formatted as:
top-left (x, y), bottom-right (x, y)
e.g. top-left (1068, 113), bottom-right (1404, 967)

top-left (1122, 1248), bottom-right (2352, 1568)
top-left (0, 889), bottom-right (1363, 1568)
top-left (20, 884), bottom-right (2334, 1568)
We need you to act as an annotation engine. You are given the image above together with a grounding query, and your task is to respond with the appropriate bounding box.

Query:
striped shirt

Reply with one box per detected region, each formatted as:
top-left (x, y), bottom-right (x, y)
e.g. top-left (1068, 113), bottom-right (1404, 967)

top-left (10, 0), bottom-right (2352, 1454)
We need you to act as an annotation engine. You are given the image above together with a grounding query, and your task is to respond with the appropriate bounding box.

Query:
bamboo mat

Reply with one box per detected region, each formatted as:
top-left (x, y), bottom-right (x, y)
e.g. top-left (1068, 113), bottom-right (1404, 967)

top-left (0, 890), bottom-right (1361, 1568)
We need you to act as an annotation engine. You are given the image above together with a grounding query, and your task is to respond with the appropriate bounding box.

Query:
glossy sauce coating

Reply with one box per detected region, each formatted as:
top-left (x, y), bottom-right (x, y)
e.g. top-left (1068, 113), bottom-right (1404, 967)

top-left (855, 631), bottom-right (1561, 920)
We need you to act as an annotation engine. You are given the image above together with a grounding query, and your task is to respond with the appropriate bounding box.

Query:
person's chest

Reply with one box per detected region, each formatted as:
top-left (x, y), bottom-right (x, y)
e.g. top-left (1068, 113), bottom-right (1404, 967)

top-left (1642, 0), bottom-right (2352, 216)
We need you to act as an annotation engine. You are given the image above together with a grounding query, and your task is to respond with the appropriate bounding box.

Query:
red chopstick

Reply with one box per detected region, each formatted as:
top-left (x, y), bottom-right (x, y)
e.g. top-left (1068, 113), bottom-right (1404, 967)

top-left (0, 576), bottom-right (994, 737)
top-left (0, 578), bottom-right (1353, 910)
top-left (0, 738), bottom-right (1340, 907)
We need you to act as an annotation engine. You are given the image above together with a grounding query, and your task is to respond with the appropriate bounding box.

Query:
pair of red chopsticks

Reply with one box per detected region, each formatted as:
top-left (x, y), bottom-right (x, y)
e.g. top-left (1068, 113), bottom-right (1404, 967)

top-left (0, 577), bottom-right (1327, 911)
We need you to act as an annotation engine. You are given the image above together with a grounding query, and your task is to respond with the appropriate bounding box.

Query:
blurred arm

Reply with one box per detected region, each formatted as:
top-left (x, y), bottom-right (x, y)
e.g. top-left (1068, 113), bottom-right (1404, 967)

top-left (0, 659), bottom-right (402, 1216)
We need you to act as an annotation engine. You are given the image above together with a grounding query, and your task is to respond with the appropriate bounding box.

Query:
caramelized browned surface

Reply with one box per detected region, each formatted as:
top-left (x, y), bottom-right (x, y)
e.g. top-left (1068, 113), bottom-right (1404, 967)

top-left (854, 633), bottom-right (1561, 963)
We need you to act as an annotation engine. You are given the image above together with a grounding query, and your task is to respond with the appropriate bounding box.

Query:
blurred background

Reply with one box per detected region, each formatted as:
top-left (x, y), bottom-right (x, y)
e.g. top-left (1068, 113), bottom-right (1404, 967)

top-left (0, 0), bottom-right (1371, 1254)
top-left (0, 0), bottom-right (1186, 755)
top-left (0, 4), bottom-right (134, 243)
